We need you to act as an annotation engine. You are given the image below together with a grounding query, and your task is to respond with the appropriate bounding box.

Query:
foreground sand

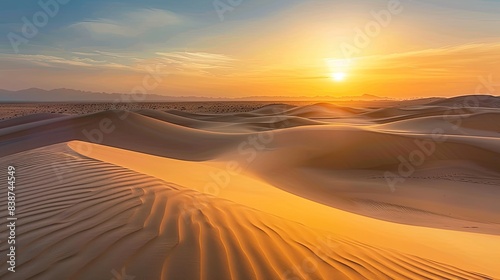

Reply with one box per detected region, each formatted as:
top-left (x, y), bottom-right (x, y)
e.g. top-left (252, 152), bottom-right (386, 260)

top-left (67, 141), bottom-right (500, 278)
top-left (0, 96), bottom-right (499, 279)
top-left (0, 143), bottom-right (495, 279)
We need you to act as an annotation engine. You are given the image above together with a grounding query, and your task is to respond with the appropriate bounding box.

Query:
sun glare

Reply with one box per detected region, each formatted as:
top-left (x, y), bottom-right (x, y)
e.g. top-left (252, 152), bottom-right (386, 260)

top-left (331, 72), bottom-right (346, 81)
top-left (326, 58), bottom-right (351, 82)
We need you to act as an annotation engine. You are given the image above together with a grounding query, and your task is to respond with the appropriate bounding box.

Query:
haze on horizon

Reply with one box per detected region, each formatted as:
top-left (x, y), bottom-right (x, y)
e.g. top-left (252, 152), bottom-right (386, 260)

top-left (1, 0), bottom-right (499, 99)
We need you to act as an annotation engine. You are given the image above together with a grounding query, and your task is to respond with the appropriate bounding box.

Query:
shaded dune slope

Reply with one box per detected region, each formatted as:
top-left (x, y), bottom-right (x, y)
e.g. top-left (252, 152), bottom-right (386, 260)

top-left (245, 126), bottom-right (500, 231)
top-left (0, 113), bottom-right (69, 129)
top-left (0, 110), bottom-right (246, 160)
top-left (136, 109), bottom-right (325, 132)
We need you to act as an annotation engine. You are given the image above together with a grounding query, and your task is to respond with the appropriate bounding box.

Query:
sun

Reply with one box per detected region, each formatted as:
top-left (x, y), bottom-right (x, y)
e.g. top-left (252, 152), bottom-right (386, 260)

top-left (326, 58), bottom-right (351, 82)
top-left (331, 72), bottom-right (346, 82)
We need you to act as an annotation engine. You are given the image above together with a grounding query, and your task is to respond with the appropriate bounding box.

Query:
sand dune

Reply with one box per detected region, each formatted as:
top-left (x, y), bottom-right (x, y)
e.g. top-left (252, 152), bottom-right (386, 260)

top-left (428, 95), bottom-right (500, 108)
top-left (137, 108), bottom-right (326, 132)
top-left (0, 143), bottom-right (495, 279)
top-left (1, 104), bottom-right (499, 231)
top-left (0, 113), bottom-right (68, 129)
top-left (0, 99), bottom-right (499, 279)
top-left (0, 110), bottom-right (246, 160)
top-left (281, 103), bottom-right (364, 118)
top-left (67, 140), bottom-right (500, 277)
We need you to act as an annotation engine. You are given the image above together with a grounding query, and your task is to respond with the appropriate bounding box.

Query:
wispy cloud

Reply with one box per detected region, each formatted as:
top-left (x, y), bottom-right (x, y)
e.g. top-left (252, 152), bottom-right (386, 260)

top-left (0, 54), bottom-right (133, 70)
top-left (154, 51), bottom-right (237, 74)
top-left (0, 50), bottom-right (237, 76)
top-left (362, 43), bottom-right (500, 62)
top-left (68, 8), bottom-right (185, 37)
top-left (71, 51), bottom-right (132, 59)
top-left (345, 42), bottom-right (500, 80)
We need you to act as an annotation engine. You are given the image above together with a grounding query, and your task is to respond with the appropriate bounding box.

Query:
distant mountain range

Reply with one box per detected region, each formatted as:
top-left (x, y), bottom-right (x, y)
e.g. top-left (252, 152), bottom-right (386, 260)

top-left (0, 88), bottom-right (391, 102)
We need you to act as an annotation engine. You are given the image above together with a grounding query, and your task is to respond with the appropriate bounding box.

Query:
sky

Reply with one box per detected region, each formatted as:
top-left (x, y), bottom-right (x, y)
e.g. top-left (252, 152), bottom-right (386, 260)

top-left (0, 0), bottom-right (499, 98)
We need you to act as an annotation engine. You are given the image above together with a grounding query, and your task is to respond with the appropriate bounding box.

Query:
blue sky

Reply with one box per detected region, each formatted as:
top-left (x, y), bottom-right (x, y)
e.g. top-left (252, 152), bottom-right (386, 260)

top-left (1, 0), bottom-right (499, 97)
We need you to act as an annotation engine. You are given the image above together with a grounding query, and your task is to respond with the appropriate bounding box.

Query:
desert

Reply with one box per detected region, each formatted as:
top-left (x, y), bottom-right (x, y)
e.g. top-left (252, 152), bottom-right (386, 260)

top-left (0, 96), bottom-right (499, 279)
top-left (2, 1), bottom-right (500, 279)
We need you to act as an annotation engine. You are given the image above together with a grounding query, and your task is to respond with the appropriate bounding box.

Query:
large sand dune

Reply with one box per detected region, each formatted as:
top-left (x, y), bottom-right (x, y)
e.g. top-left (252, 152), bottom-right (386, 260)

top-left (0, 97), bottom-right (499, 279)
top-left (0, 143), bottom-right (495, 279)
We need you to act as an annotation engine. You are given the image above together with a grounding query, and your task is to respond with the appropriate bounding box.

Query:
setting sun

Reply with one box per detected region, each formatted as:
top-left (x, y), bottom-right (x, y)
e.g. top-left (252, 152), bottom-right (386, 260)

top-left (327, 58), bottom-right (351, 83)
top-left (331, 72), bottom-right (346, 82)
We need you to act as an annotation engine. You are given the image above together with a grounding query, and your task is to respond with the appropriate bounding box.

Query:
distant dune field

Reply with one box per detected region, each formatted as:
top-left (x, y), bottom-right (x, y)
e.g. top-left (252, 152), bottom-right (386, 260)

top-left (0, 96), bottom-right (499, 279)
